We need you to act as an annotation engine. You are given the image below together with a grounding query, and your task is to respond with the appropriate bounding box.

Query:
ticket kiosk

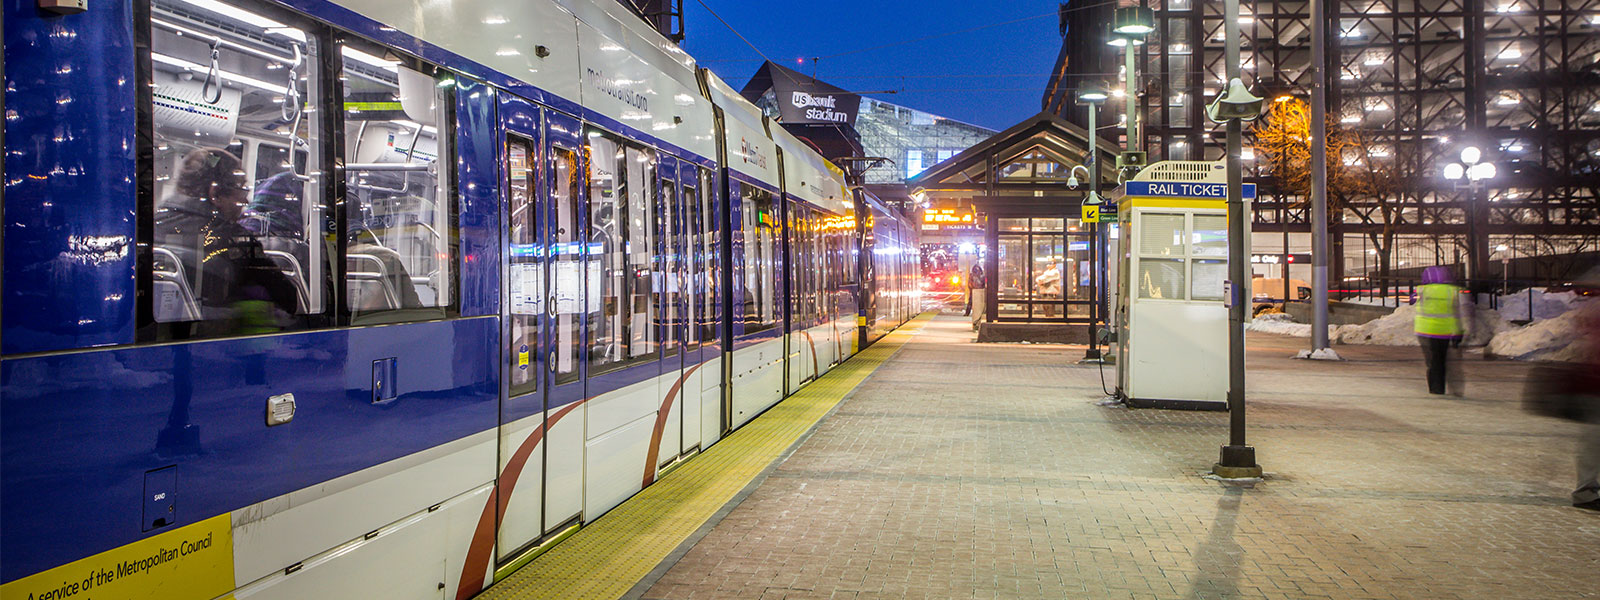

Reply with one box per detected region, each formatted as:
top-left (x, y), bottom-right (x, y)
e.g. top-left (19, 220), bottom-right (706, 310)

top-left (1113, 161), bottom-right (1255, 410)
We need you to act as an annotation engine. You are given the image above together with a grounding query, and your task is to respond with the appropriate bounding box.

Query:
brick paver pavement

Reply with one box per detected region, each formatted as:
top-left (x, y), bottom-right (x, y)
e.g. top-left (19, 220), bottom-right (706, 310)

top-left (641, 314), bottom-right (1600, 600)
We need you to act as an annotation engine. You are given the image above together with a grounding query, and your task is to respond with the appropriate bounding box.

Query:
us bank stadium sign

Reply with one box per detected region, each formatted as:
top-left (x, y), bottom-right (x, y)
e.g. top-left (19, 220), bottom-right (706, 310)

top-left (790, 92), bottom-right (850, 124)
top-left (774, 78), bottom-right (861, 126)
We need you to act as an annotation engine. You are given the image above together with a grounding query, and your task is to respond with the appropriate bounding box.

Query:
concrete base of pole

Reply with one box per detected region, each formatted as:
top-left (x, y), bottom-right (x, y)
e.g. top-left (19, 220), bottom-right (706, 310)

top-left (1294, 348), bottom-right (1344, 361)
top-left (1081, 348), bottom-right (1103, 361)
top-left (1213, 445), bottom-right (1262, 479)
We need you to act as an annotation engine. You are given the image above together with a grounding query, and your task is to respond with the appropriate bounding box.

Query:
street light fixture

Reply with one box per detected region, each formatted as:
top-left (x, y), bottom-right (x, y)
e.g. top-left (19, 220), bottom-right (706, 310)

top-left (1113, 6), bottom-right (1155, 35)
top-left (1076, 84), bottom-right (1109, 362)
top-left (1108, 26), bottom-right (1151, 177)
top-left (1442, 145), bottom-right (1496, 282)
top-left (1078, 86), bottom-right (1109, 104)
top-left (1106, 34), bottom-right (1145, 48)
top-left (1443, 145), bottom-right (1497, 183)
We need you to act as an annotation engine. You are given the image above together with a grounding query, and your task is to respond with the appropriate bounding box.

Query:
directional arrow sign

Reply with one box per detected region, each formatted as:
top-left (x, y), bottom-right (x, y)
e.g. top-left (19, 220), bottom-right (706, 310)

top-left (1081, 203), bottom-right (1100, 222)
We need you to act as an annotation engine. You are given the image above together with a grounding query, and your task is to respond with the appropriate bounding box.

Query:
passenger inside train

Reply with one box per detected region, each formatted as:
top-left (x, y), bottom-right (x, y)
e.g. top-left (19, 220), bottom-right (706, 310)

top-left (154, 147), bottom-right (299, 334)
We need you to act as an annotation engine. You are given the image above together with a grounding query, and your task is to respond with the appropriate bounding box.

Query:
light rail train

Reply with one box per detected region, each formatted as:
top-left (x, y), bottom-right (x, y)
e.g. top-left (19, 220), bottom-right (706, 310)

top-left (0, 0), bottom-right (918, 597)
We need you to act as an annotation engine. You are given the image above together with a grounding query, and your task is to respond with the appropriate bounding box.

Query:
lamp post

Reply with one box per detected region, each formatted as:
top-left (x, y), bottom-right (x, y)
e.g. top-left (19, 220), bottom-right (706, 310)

top-left (1209, 0), bottom-right (1264, 479)
top-left (1074, 86), bottom-right (1109, 361)
top-left (1442, 145), bottom-right (1496, 284)
top-left (1110, 7), bottom-right (1152, 175)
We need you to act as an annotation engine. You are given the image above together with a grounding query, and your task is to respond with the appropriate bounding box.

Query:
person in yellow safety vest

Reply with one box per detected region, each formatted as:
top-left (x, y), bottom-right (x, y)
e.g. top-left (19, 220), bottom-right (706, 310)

top-left (1414, 266), bottom-right (1468, 395)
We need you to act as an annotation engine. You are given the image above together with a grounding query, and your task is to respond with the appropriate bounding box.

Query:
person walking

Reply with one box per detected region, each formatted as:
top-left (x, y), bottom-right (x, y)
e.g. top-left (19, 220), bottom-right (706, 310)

top-left (1577, 413), bottom-right (1600, 511)
top-left (967, 262), bottom-right (987, 331)
top-left (1522, 283), bottom-right (1600, 512)
top-left (1413, 266), bottom-right (1467, 395)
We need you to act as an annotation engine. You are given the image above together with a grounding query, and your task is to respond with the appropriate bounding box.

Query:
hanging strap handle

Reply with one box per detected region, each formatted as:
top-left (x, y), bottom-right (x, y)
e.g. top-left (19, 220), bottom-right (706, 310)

top-left (201, 42), bottom-right (223, 104)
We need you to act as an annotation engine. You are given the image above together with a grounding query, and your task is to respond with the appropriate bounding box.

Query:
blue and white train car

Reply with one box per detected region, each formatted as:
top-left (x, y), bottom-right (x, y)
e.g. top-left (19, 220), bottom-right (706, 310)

top-left (0, 0), bottom-right (916, 598)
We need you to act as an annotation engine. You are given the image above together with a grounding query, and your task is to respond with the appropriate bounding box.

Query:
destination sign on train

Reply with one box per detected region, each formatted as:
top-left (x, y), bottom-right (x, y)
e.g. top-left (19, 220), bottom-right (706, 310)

top-left (1125, 181), bottom-right (1257, 199)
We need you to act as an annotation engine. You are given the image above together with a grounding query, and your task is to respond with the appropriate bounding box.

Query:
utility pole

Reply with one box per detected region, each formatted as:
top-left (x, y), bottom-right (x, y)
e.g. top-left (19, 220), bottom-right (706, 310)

top-left (1309, 0), bottom-right (1336, 358)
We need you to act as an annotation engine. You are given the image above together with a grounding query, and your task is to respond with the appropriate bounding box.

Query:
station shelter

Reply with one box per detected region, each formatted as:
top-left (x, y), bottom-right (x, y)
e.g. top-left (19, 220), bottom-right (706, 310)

top-left (907, 112), bottom-right (1120, 342)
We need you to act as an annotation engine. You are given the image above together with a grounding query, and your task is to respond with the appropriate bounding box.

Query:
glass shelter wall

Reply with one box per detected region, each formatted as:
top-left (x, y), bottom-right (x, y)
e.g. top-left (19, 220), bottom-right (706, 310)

top-left (992, 217), bottom-right (1096, 322)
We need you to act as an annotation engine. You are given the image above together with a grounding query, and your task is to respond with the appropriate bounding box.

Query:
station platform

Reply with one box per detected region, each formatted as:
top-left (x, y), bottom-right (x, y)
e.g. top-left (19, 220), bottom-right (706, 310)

top-left (486, 314), bottom-right (1599, 600)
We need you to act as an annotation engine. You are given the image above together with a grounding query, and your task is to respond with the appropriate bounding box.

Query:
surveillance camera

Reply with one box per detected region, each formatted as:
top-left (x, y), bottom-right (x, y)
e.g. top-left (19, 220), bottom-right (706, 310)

top-left (1206, 78), bottom-right (1264, 123)
top-left (1067, 175), bottom-right (1081, 189)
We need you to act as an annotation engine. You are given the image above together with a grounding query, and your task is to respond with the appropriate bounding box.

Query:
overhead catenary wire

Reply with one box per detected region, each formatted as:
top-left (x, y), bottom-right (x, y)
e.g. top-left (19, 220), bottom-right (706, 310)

top-left (691, 0), bottom-right (773, 65)
top-left (812, 1), bottom-right (1120, 61)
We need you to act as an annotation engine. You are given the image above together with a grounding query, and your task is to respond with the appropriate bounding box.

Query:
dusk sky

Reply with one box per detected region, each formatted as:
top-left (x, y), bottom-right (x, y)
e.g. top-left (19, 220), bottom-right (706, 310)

top-left (681, 1), bottom-right (1066, 132)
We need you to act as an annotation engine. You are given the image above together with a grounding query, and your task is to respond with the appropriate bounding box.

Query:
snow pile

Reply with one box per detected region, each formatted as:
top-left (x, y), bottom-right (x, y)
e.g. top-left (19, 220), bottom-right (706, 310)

top-left (1247, 293), bottom-right (1597, 361)
top-left (1334, 304), bottom-right (1421, 346)
top-left (1486, 302), bottom-right (1600, 363)
top-left (1487, 310), bottom-right (1584, 361)
top-left (1247, 312), bottom-right (1308, 336)
top-left (1489, 289), bottom-right (1593, 322)
top-left (1331, 303), bottom-right (1511, 347)
top-left (1245, 312), bottom-right (1337, 339)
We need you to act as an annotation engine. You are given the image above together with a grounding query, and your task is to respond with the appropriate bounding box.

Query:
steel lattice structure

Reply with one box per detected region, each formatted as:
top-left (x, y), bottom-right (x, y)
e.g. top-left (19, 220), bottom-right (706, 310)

top-left (1045, 0), bottom-right (1600, 282)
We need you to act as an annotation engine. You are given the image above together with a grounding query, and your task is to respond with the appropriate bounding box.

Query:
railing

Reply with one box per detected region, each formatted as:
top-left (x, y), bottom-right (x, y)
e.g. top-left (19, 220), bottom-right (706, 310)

top-left (1332, 274), bottom-right (1584, 321)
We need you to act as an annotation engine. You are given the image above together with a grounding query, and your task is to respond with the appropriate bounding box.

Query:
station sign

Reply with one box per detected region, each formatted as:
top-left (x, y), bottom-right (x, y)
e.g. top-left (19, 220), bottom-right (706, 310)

top-left (1125, 181), bottom-right (1258, 200)
top-left (1080, 202), bottom-right (1118, 223)
top-left (922, 208), bottom-right (975, 231)
top-left (1250, 253), bottom-right (1309, 264)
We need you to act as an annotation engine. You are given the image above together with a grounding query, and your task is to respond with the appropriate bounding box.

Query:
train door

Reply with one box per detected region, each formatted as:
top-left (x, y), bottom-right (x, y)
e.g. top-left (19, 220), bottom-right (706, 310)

top-left (541, 110), bottom-right (587, 533)
top-left (697, 167), bottom-right (726, 450)
top-left (496, 97), bottom-right (546, 560)
top-left (677, 160), bottom-right (706, 455)
top-left (785, 205), bottom-right (818, 392)
top-left (654, 156), bottom-right (690, 471)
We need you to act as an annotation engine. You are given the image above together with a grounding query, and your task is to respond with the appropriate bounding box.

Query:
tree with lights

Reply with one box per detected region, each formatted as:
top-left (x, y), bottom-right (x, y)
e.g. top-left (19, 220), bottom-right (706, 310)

top-left (1250, 96), bottom-right (1407, 298)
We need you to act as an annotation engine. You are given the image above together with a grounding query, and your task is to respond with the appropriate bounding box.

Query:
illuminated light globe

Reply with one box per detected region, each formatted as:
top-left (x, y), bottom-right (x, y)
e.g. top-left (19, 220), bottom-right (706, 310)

top-left (1443, 162), bottom-right (1465, 180)
top-left (1469, 161), bottom-right (1496, 180)
top-left (1460, 146), bottom-right (1481, 165)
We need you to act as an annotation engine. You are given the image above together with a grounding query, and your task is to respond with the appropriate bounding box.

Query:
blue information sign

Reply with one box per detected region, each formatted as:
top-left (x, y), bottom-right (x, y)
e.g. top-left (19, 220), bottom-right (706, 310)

top-left (1125, 181), bottom-right (1257, 200)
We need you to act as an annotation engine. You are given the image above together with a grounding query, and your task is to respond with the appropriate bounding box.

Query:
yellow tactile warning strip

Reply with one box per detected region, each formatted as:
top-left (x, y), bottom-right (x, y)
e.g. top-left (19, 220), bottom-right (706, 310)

top-left (479, 314), bottom-right (932, 600)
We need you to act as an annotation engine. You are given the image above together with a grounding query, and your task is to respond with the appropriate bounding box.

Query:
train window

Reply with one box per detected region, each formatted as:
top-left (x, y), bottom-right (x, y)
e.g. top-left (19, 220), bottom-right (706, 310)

top-left (809, 212), bottom-right (823, 322)
top-left (740, 186), bottom-right (778, 333)
top-left (552, 146), bottom-right (584, 385)
top-left (700, 168), bottom-right (720, 343)
top-left (794, 208), bottom-right (815, 325)
top-left (682, 182), bottom-right (702, 350)
top-left (341, 46), bottom-right (457, 324)
top-left (145, 0), bottom-right (328, 338)
top-left (658, 178), bottom-right (680, 360)
top-left (507, 136), bottom-right (539, 397)
top-left (587, 129), bottom-right (657, 373)
top-left (840, 212), bottom-right (859, 286)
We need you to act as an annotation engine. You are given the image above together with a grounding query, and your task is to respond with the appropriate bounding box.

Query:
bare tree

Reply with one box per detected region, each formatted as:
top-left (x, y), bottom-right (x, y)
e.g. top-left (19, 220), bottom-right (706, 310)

top-left (1249, 97), bottom-right (1410, 297)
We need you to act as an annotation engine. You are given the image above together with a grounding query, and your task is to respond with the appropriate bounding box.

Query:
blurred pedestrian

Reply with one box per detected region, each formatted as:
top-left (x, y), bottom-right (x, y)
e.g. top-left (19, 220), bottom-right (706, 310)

top-left (1578, 416), bottom-right (1600, 511)
top-left (967, 262), bottom-right (987, 331)
top-left (1565, 271), bottom-right (1600, 511)
top-left (1413, 266), bottom-right (1468, 395)
top-left (1036, 261), bottom-right (1062, 318)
